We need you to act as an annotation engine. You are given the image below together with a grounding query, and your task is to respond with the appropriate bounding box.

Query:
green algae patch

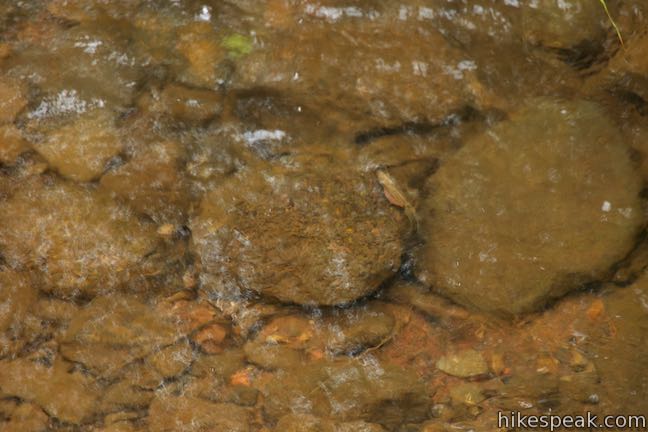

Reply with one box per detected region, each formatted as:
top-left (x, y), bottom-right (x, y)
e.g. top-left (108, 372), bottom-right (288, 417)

top-left (222, 34), bottom-right (253, 58)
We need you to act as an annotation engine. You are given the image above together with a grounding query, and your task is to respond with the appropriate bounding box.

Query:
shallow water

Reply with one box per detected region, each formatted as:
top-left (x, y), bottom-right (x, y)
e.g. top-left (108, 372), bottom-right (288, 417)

top-left (0, 1), bottom-right (647, 431)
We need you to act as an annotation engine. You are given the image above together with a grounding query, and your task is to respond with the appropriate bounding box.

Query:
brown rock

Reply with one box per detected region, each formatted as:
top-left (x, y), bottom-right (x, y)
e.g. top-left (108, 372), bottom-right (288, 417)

top-left (192, 161), bottom-right (404, 305)
top-left (175, 23), bottom-right (226, 88)
top-left (0, 78), bottom-right (26, 123)
top-left (263, 358), bottom-right (428, 426)
top-left (31, 109), bottom-right (123, 182)
top-left (233, 20), bottom-right (473, 126)
top-left (147, 394), bottom-right (250, 432)
top-left (189, 348), bottom-right (247, 380)
top-left (0, 270), bottom-right (38, 357)
top-left (0, 270), bottom-right (36, 333)
top-left (0, 358), bottom-right (100, 424)
top-left (0, 125), bottom-right (30, 164)
top-left (522, 0), bottom-right (608, 48)
top-left (436, 350), bottom-right (489, 378)
top-left (0, 402), bottom-right (49, 432)
top-left (0, 178), bottom-right (160, 298)
top-left (158, 84), bottom-right (222, 122)
top-left (274, 414), bottom-right (386, 432)
top-left (100, 139), bottom-right (190, 223)
top-left (146, 339), bottom-right (193, 378)
top-left (61, 295), bottom-right (179, 378)
top-left (192, 323), bottom-right (228, 354)
top-left (100, 380), bottom-right (155, 412)
top-left (416, 99), bottom-right (643, 315)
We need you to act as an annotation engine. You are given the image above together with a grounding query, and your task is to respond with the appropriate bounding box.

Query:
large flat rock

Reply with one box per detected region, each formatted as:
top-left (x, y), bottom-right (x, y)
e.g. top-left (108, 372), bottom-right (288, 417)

top-left (415, 99), bottom-right (643, 315)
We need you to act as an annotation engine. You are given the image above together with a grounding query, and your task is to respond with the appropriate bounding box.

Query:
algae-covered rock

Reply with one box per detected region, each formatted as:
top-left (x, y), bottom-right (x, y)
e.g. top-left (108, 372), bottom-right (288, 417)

top-left (0, 125), bottom-right (30, 165)
top-left (0, 178), bottom-right (160, 297)
top-left (522, 0), bottom-right (608, 48)
top-left (0, 270), bottom-right (38, 356)
top-left (0, 358), bottom-right (100, 424)
top-left (233, 20), bottom-right (474, 126)
top-left (192, 160), bottom-right (404, 305)
top-left (262, 358), bottom-right (429, 426)
top-left (147, 394), bottom-right (250, 432)
top-left (416, 99), bottom-right (643, 315)
top-left (139, 84), bottom-right (223, 124)
top-left (100, 139), bottom-right (190, 223)
top-left (275, 413), bottom-right (386, 432)
top-left (10, 22), bottom-right (142, 111)
top-left (47, 0), bottom-right (144, 21)
top-left (174, 22), bottom-right (227, 88)
top-left (0, 402), bottom-right (49, 432)
top-left (31, 109), bottom-right (123, 182)
top-left (0, 270), bottom-right (36, 334)
top-left (0, 77), bottom-right (26, 123)
top-left (61, 295), bottom-right (179, 378)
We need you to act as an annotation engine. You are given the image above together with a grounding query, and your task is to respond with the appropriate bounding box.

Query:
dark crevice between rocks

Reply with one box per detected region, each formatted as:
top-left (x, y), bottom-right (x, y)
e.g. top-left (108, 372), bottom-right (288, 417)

top-left (609, 226), bottom-right (648, 287)
top-left (287, 271), bottom-right (402, 318)
top-left (16, 335), bottom-right (56, 364)
top-left (354, 105), bottom-right (482, 146)
top-left (550, 39), bottom-right (608, 72)
top-left (613, 89), bottom-right (648, 116)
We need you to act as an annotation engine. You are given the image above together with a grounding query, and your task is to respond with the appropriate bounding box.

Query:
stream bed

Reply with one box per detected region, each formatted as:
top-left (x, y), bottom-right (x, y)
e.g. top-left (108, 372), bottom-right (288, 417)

top-left (0, 1), bottom-right (647, 431)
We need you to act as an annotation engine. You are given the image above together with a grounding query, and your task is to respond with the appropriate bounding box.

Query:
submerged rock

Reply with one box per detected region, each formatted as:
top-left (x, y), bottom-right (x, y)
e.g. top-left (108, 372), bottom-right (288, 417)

top-left (262, 358), bottom-right (429, 426)
top-left (0, 178), bottom-right (161, 298)
top-left (9, 21), bottom-right (142, 111)
top-left (0, 77), bottom-right (26, 123)
top-left (0, 358), bottom-right (100, 424)
top-left (192, 160), bottom-right (405, 305)
top-left (147, 394), bottom-right (250, 432)
top-left (275, 413), bottom-right (385, 432)
top-left (0, 270), bottom-right (38, 356)
top-left (31, 109), bottom-right (123, 182)
top-left (436, 349), bottom-right (489, 378)
top-left (233, 19), bottom-right (476, 126)
top-left (174, 22), bottom-right (227, 88)
top-left (61, 295), bottom-right (179, 379)
top-left (0, 402), bottom-right (49, 432)
top-left (244, 302), bottom-right (397, 369)
top-left (415, 99), bottom-right (643, 315)
top-left (522, 0), bottom-right (608, 48)
top-left (138, 84), bottom-right (223, 124)
top-left (0, 125), bottom-right (30, 165)
top-left (100, 139), bottom-right (190, 224)
top-left (47, 0), bottom-right (144, 21)
top-left (591, 276), bottom-right (648, 412)
top-left (0, 270), bottom-right (36, 334)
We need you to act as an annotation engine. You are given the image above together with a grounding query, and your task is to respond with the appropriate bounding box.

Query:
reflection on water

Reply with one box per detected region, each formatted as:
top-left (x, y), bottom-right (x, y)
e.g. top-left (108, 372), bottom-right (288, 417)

top-left (0, 0), bottom-right (647, 430)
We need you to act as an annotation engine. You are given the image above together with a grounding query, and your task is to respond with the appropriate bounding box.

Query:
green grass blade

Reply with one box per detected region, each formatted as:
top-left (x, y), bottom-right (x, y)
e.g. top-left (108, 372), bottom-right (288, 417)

top-left (599, 0), bottom-right (624, 48)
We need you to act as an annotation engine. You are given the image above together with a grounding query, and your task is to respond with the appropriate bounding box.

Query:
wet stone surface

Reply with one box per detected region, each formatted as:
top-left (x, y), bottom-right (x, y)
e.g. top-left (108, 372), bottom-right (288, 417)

top-left (234, 18), bottom-right (478, 127)
top-left (262, 357), bottom-right (429, 426)
top-left (30, 109), bottom-right (124, 182)
top-left (415, 98), bottom-right (643, 315)
top-left (0, 1), bottom-right (647, 431)
top-left (0, 178), bottom-right (162, 298)
top-left (60, 295), bottom-right (179, 379)
top-left (192, 159), bottom-right (406, 305)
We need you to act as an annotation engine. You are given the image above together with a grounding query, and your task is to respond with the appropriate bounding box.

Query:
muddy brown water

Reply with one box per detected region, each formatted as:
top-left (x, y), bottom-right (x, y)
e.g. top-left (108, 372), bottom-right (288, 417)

top-left (0, 1), bottom-right (647, 431)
